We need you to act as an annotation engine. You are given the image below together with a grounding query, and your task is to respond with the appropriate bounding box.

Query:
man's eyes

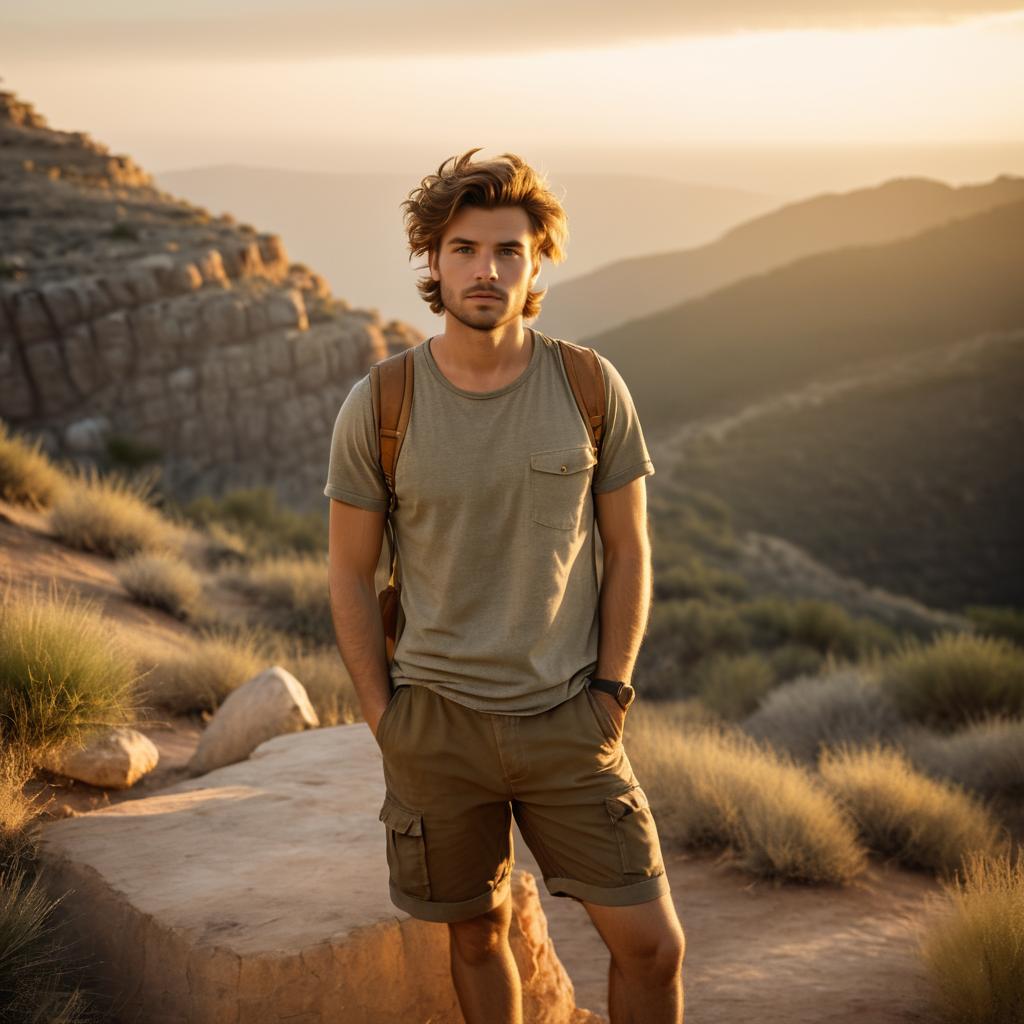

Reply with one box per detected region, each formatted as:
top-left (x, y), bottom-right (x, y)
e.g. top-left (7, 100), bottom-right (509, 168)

top-left (454, 246), bottom-right (520, 255)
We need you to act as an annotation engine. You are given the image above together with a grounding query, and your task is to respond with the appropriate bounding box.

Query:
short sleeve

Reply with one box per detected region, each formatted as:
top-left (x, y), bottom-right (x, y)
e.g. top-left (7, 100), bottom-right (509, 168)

top-left (323, 375), bottom-right (389, 512)
top-left (591, 355), bottom-right (656, 494)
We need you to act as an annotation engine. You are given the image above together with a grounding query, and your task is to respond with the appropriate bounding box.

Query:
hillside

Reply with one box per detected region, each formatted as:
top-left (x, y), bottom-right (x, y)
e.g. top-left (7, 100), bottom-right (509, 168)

top-left (583, 198), bottom-right (1024, 433)
top-left (666, 330), bottom-right (1024, 612)
top-left (0, 88), bottom-right (421, 511)
top-left (541, 175), bottom-right (1024, 340)
top-left (157, 165), bottom-right (776, 337)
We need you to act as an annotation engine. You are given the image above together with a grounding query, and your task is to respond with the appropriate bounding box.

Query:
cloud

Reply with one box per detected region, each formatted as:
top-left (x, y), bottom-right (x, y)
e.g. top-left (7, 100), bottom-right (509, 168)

top-left (7, 2), bottom-right (1024, 61)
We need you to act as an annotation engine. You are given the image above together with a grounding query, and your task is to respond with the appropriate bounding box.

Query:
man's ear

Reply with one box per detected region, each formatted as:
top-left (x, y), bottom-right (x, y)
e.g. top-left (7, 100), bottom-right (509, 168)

top-left (530, 255), bottom-right (542, 285)
top-left (428, 246), bottom-right (441, 282)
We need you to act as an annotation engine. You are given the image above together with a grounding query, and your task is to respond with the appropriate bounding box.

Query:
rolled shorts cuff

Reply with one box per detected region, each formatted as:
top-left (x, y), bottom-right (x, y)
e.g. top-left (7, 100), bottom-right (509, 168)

top-left (388, 866), bottom-right (514, 924)
top-left (544, 871), bottom-right (671, 907)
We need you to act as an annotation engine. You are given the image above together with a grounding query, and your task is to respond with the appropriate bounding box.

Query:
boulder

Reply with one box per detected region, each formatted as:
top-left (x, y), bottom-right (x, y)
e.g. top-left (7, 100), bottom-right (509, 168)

top-left (38, 726), bottom-right (159, 789)
top-left (37, 724), bottom-right (601, 1023)
top-left (187, 665), bottom-right (319, 775)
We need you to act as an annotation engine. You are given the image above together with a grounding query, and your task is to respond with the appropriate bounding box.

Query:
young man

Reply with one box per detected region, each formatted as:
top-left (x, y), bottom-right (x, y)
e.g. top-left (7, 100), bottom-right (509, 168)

top-left (324, 149), bottom-right (685, 1024)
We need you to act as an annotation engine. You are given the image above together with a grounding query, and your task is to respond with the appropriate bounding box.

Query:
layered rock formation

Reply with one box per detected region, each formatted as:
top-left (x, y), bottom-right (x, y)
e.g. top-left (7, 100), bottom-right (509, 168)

top-left (37, 723), bottom-right (600, 1023)
top-left (0, 88), bottom-right (422, 509)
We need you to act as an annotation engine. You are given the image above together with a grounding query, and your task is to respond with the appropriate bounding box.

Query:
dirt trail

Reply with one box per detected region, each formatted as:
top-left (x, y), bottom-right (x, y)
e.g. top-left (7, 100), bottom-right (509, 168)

top-left (514, 827), bottom-right (939, 1023)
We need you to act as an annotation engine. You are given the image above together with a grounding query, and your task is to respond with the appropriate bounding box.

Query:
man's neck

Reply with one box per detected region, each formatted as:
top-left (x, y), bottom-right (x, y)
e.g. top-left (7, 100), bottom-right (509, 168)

top-left (430, 320), bottom-right (534, 392)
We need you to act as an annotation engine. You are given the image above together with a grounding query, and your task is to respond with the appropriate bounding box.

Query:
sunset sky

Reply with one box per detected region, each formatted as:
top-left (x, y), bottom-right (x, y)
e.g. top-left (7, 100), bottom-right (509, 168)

top-left (3, 2), bottom-right (1022, 192)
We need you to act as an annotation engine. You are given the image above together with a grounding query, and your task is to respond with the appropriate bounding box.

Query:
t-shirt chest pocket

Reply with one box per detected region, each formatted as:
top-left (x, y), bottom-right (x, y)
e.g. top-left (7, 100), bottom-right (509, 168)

top-left (529, 445), bottom-right (598, 531)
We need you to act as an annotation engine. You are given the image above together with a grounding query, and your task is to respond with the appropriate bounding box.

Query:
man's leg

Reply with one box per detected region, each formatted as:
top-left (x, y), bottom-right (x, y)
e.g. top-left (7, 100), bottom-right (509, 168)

top-left (447, 887), bottom-right (522, 1024)
top-left (583, 893), bottom-right (685, 1024)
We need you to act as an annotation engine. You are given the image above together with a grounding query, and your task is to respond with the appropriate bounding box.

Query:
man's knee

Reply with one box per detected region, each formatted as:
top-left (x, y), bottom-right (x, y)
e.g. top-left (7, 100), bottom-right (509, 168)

top-left (612, 920), bottom-right (686, 984)
top-left (447, 897), bottom-right (513, 964)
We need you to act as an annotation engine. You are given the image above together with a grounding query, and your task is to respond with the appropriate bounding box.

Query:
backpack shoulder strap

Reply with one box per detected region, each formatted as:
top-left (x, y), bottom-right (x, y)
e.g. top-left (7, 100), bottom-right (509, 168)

top-left (368, 347), bottom-right (415, 509)
top-left (554, 337), bottom-right (607, 458)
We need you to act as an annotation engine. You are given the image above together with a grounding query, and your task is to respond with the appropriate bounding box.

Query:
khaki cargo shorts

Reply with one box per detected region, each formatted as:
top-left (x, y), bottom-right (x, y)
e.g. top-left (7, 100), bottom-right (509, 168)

top-left (375, 679), bottom-right (670, 924)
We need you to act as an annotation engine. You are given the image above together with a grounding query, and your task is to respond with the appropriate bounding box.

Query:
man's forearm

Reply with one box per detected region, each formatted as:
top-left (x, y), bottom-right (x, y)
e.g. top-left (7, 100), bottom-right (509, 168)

top-left (328, 572), bottom-right (393, 729)
top-left (595, 544), bottom-right (652, 684)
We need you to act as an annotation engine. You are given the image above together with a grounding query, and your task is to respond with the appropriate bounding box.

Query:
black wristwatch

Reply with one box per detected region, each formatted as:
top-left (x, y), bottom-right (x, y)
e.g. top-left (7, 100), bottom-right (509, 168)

top-left (587, 677), bottom-right (636, 710)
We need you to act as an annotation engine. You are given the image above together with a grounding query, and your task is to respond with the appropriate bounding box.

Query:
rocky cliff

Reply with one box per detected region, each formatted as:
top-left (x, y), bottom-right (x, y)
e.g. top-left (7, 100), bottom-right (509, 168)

top-left (0, 88), bottom-right (422, 509)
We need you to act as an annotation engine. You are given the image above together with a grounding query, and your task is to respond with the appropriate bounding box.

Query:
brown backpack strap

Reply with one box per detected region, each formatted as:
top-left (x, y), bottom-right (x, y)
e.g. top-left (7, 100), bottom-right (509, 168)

top-left (554, 338), bottom-right (606, 457)
top-left (368, 348), bottom-right (414, 586)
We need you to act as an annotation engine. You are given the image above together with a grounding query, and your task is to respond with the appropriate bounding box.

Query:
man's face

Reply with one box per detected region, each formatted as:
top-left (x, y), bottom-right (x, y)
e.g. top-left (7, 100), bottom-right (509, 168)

top-left (428, 204), bottom-right (542, 330)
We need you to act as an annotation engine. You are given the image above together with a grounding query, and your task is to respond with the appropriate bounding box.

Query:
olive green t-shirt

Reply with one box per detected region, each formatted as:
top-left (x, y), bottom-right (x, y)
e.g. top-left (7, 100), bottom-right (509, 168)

top-left (323, 329), bottom-right (655, 715)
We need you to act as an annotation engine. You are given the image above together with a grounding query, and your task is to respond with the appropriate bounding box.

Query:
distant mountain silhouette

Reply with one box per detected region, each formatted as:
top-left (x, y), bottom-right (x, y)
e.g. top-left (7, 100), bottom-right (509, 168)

top-left (542, 175), bottom-right (1024, 340)
top-left (669, 329), bottom-right (1024, 612)
top-left (156, 165), bottom-right (775, 337)
top-left (578, 197), bottom-right (1024, 432)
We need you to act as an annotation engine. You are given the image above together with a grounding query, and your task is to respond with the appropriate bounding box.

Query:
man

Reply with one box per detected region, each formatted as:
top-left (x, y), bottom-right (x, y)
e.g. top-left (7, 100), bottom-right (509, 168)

top-left (325, 149), bottom-right (685, 1024)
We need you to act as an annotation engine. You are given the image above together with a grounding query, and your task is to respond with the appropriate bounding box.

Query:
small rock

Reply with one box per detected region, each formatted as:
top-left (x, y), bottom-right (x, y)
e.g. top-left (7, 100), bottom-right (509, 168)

top-left (39, 727), bottom-right (159, 789)
top-left (188, 665), bottom-right (319, 775)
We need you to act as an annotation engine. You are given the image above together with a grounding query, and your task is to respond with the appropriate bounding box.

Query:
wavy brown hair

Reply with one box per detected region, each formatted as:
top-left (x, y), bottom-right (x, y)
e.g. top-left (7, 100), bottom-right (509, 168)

top-left (401, 148), bottom-right (569, 320)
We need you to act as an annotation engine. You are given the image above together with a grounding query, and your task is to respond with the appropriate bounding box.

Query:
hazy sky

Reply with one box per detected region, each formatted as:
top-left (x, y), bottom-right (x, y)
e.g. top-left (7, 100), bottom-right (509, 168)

top-left (3, 3), bottom-right (1022, 190)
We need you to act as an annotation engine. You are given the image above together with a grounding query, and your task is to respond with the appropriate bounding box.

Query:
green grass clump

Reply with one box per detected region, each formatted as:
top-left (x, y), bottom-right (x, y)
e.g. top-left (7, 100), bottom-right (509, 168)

top-left (743, 668), bottom-right (904, 763)
top-left (627, 705), bottom-right (866, 884)
top-left (919, 849), bottom-right (1024, 1024)
top-left (880, 631), bottom-right (1024, 730)
top-left (180, 486), bottom-right (326, 558)
top-left (818, 743), bottom-right (1006, 876)
top-left (226, 555), bottom-right (332, 645)
top-left (0, 420), bottom-right (68, 510)
top-left (902, 717), bottom-right (1024, 803)
top-left (0, 585), bottom-right (140, 755)
top-left (48, 467), bottom-right (179, 559)
top-left (116, 552), bottom-right (203, 620)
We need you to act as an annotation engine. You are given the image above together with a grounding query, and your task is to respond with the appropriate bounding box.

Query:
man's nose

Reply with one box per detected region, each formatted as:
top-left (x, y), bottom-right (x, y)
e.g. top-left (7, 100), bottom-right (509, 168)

top-left (474, 254), bottom-right (498, 280)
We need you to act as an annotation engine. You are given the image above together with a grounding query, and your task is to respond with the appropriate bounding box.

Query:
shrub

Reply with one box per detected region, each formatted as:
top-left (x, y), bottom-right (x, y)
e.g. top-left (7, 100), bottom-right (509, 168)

top-left (739, 597), bottom-right (898, 659)
top-left (0, 585), bottom-right (140, 755)
top-left (0, 420), bottom-right (67, 510)
top-left (626, 706), bottom-right (866, 884)
top-left (104, 433), bottom-right (162, 470)
top-left (226, 555), bottom-right (332, 645)
top-left (49, 467), bottom-right (179, 559)
top-left (902, 717), bottom-right (1024, 802)
top-left (880, 631), bottom-right (1024, 730)
top-left (965, 605), bottom-right (1024, 648)
top-left (818, 744), bottom-right (1006, 876)
top-left (919, 849), bottom-right (1024, 1024)
top-left (696, 652), bottom-right (776, 719)
top-left (743, 668), bottom-right (904, 763)
top-left (116, 552), bottom-right (203, 619)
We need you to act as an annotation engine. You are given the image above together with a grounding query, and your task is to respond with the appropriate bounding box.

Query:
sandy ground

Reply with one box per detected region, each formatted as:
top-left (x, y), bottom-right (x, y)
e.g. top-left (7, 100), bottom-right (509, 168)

top-left (6, 498), bottom-right (942, 1022)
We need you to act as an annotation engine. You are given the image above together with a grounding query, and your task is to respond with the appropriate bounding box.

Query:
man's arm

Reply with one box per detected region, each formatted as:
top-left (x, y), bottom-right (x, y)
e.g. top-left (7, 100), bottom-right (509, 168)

top-left (593, 475), bottom-right (653, 715)
top-left (327, 497), bottom-right (394, 740)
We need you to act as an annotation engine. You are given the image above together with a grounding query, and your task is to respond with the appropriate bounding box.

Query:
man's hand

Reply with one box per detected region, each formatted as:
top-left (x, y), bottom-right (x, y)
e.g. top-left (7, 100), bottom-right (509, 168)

top-left (593, 688), bottom-right (627, 736)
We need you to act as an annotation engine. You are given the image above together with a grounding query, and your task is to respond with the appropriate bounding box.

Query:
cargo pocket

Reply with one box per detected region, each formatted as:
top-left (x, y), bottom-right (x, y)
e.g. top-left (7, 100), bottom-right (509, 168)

top-left (605, 785), bottom-right (665, 879)
top-left (379, 793), bottom-right (431, 900)
top-left (530, 445), bottom-right (598, 531)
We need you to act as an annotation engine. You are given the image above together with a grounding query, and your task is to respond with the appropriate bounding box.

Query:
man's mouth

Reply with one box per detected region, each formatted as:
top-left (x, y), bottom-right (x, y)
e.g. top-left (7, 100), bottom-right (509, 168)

top-left (467, 293), bottom-right (501, 300)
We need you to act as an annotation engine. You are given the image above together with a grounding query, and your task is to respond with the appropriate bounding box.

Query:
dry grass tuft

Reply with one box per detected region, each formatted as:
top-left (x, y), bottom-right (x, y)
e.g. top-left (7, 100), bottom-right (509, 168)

top-left (48, 466), bottom-right (180, 559)
top-left (0, 419), bottom-right (69, 510)
top-left (818, 743), bottom-right (1007, 876)
top-left (116, 552), bottom-right (203, 619)
top-left (627, 704), bottom-right (866, 884)
top-left (919, 849), bottom-right (1024, 1024)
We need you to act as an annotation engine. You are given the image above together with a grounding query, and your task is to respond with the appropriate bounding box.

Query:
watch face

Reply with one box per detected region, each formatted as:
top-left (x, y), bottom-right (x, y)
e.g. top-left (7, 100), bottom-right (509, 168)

top-left (619, 685), bottom-right (636, 710)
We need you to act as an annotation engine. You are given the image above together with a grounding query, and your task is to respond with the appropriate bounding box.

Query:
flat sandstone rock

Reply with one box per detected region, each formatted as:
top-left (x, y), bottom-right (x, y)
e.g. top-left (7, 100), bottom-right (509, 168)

top-left (38, 723), bottom-right (600, 1024)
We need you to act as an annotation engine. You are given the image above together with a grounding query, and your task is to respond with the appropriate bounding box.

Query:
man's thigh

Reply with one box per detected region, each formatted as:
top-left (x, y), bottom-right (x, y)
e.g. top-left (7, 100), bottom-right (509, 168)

top-left (377, 683), bottom-right (517, 925)
top-left (511, 681), bottom-right (671, 908)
